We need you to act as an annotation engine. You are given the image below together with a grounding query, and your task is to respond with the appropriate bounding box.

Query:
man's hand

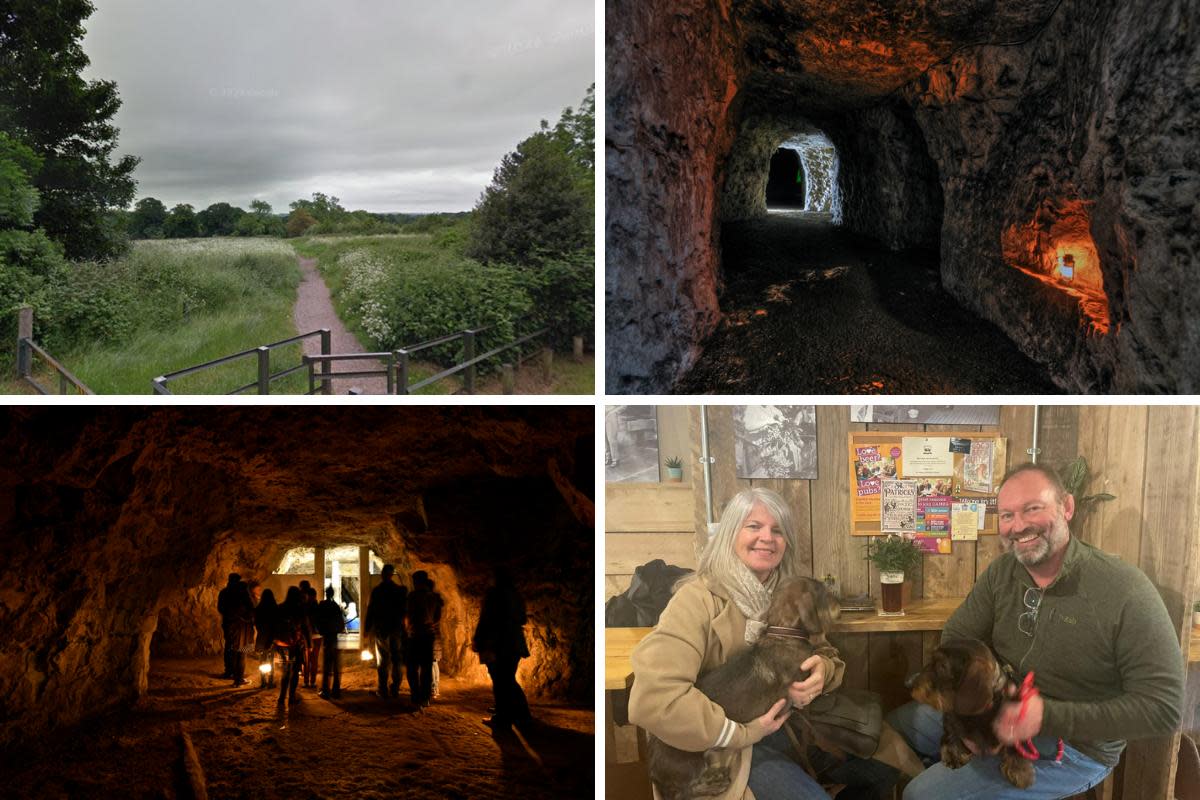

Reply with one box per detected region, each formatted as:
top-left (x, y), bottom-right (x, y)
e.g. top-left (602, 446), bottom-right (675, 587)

top-left (788, 655), bottom-right (826, 708)
top-left (994, 692), bottom-right (1043, 744)
top-left (744, 697), bottom-right (791, 744)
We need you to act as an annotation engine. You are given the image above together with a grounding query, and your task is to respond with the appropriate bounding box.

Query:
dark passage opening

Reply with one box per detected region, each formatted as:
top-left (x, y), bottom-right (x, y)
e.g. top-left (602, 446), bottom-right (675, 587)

top-left (765, 148), bottom-right (805, 208)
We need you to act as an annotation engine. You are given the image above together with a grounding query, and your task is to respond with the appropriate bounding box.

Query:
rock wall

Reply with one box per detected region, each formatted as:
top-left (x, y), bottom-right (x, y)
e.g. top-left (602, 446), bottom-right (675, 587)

top-left (827, 101), bottom-right (944, 251)
top-left (605, 0), bottom-right (742, 393)
top-left (0, 408), bottom-right (593, 748)
top-left (904, 0), bottom-right (1199, 391)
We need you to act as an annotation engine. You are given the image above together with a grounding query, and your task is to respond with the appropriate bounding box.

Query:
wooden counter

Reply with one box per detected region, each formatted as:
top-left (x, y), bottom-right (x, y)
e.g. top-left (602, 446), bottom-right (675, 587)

top-left (605, 597), bottom-right (966, 690)
top-left (1190, 626), bottom-right (1200, 664)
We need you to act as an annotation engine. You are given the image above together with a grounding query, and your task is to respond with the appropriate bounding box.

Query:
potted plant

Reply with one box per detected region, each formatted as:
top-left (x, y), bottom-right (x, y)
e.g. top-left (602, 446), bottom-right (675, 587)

top-left (865, 534), bottom-right (923, 616)
top-left (1058, 456), bottom-right (1116, 532)
top-left (664, 456), bottom-right (684, 482)
top-left (1193, 601), bottom-right (1200, 628)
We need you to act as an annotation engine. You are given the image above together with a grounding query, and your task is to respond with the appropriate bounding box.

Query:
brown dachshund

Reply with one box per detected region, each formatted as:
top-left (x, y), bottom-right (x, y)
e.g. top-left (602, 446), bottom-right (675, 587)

top-left (645, 576), bottom-right (840, 800)
top-left (909, 638), bottom-right (1035, 789)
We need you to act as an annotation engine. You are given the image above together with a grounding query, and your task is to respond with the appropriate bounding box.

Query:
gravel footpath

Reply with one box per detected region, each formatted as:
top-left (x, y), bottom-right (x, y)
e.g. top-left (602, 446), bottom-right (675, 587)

top-left (675, 214), bottom-right (1062, 394)
top-left (292, 256), bottom-right (389, 394)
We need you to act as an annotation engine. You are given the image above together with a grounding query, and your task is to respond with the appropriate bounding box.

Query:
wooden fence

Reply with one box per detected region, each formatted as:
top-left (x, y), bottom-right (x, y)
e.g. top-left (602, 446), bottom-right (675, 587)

top-left (11, 306), bottom-right (93, 395)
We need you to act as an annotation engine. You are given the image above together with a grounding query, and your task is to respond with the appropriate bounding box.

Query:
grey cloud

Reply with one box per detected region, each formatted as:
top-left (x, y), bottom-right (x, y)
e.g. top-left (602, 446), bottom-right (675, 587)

top-left (83, 0), bottom-right (594, 212)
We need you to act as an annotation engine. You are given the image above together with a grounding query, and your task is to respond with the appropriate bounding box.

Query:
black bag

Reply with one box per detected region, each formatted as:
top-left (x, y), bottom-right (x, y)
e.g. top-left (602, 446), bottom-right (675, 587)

top-left (604, 559), bottom-right (694, 627)
top-left (797, 688), bottom-right (883, 760)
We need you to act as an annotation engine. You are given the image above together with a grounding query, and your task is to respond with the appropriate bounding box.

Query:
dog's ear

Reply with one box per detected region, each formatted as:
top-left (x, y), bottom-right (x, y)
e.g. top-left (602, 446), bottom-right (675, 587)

top-left (764, 578), bottom-right (807, 629)
top-left (953, 656), bottom-right (996, 716)
top-left (910, 651), bottom-right (954, 710)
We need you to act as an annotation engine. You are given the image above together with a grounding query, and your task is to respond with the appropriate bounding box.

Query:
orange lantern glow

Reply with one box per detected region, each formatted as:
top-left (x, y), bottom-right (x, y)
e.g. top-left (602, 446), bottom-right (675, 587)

top-left (1002, 199), bottom-right (1111, 335)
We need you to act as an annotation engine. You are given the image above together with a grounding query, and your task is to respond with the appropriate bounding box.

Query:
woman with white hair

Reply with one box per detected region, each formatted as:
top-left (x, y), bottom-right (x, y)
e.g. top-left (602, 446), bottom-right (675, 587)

top-left (628, 488), bottom-right (896, 799)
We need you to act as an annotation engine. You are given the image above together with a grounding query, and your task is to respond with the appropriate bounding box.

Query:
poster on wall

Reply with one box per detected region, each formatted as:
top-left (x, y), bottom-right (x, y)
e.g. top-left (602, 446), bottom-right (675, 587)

top-left (901, 437), bottom-right (956, 476)
top-left (734, 405), bottom-right (818, 479)
top-left (851, 406), bottom-right (1002, 426)
top-left (963, 440), bottom-right (995, 493)
top-left (881, 479), bottom-right (917, 532)
top-left (604, 405), bottom-right (660, 482)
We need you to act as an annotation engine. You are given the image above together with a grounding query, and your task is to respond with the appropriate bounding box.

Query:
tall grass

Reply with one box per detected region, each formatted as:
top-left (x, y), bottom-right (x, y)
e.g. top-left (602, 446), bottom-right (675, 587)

top-left (58, 238), bottom-right (304, 394)
top-left (293, 233), bottom-right (593, 394)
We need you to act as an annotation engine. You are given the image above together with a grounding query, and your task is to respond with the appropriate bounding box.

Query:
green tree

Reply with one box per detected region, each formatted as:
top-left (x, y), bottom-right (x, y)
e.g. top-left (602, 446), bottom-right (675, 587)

top-left (285, 208), bottom-right (317, 237)
top-left (0, 132), bottom-right (68, 343)
top-left (466, 87), bottom-right (594, 265)
top-left (196, 202), bottom-right (244, 237)
top-left (163, 203), bottom-right (198, 238)
top-left (0, 0), bottom-right (139, 260)
top-left (128, 197), bottom-right (166, 239)
top-left (289, 192), bottom-right (346, 228)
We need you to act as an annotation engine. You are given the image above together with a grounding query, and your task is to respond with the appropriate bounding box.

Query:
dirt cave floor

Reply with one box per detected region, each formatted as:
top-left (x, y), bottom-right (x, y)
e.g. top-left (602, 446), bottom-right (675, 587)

top-left (675, 214), bottom-right (1063, 394)
top-left (3, 656), bottom-right (593, 800)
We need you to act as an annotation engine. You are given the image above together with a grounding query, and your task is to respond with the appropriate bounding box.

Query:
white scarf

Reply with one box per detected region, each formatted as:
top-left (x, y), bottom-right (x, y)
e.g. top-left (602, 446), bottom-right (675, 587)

top-left (725, 563), bottom-right (779, 644)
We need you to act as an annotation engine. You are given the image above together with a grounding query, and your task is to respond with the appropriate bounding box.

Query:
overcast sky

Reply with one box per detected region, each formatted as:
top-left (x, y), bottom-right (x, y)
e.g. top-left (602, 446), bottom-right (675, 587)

top-left (81, 1), bottom-right (594, 213)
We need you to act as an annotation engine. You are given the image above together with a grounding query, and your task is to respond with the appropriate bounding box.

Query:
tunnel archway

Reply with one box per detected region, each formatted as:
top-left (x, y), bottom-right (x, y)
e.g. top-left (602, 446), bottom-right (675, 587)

top-left (0, 407), bottom-right (594, 796)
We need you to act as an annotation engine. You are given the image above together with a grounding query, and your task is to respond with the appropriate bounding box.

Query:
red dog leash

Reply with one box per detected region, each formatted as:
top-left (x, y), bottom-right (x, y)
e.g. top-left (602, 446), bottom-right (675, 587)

top-left (1014, 672), bottom-right (1064, 764)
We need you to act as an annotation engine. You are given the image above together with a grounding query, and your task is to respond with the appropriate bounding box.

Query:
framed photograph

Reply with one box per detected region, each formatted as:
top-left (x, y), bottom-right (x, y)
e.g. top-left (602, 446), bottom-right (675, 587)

top-left (850, 405), bottom-right (1001, 426)
top-left (734, 405), bottom-right (818, 479)
top-left (604, 405), bottom-right (660, 482)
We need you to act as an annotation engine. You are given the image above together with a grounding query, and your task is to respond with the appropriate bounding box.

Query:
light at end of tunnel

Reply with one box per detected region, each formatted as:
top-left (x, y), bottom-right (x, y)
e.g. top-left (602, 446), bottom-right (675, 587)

top-left (361, 649), bottom-right (374, 662)
top-left (259, 662), bottom-right (272, 674)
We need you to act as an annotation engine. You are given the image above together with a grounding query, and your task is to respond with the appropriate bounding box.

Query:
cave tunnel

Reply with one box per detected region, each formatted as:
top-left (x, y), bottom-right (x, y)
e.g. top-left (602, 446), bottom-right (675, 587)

top-left (0, 406), bottom-right (594, 799)
top-left (606, 0), bottom-right (1199, 394)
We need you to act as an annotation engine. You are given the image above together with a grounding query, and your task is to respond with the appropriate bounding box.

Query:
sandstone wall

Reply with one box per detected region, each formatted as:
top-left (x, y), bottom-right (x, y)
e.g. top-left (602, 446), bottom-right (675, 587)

top-left (903, 0), bottom-right (1198, 390)
top-left (605, 0), bottom-right (742, 393)
top-left (826, 102), bottom-right (944, 251)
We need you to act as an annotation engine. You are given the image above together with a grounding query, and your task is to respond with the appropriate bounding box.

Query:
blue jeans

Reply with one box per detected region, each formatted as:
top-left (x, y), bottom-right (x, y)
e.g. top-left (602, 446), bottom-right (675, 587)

top-left (748, 728), bottom-right (898, 800)
top-left (887, 701), bottom-right (1113, 800)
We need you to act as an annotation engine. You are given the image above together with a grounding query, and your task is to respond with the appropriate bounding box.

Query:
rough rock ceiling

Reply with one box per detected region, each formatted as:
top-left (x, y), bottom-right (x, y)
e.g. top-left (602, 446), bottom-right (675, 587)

top-left (735, 0), bottom-right (1061, 111)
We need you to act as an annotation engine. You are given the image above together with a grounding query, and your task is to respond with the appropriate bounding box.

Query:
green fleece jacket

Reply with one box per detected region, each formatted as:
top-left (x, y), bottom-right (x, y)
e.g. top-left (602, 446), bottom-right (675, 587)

top-left (942, 536), bottom-right (1184, 766)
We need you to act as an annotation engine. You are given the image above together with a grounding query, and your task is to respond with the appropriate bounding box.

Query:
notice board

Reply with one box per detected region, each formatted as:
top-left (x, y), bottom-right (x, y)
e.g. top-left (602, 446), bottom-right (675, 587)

top-left (848, 431), bottom-right (1007, 537)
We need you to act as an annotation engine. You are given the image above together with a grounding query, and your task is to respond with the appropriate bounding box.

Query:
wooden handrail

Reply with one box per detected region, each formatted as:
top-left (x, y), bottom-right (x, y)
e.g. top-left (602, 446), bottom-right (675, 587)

top-left (19, 337), bottom-right (93, 395)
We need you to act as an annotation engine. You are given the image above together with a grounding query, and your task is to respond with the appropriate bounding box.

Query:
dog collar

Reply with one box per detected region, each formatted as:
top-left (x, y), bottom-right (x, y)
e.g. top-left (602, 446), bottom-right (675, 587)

top-left (764, 626), bottom-right (812, 642)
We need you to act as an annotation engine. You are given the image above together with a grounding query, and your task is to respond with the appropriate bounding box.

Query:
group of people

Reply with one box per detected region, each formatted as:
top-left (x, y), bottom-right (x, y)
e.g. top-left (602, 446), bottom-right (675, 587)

top-left (630, 465), bottom-right (1184, 800)
top-left (218, 563), bottom-right (535, 732)
top-left (363, 565), bottom-right (444, 709)
top-left (218, 576), bottom-right (347, 703)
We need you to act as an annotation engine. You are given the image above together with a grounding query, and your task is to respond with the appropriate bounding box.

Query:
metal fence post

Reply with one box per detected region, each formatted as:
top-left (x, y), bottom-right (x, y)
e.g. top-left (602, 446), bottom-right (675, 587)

top-left (395, 349), bottom-right (409, 395)
top-left (16, 305), bottom-right (33, 377)
top-left (256, 346), bottom-right (271, 394)
top-left (463, 329), bottom-right (476, 394)
top-left (501, 363), bottom-right (515, 394)
top-left (319, 329), bottom-right (332, 395)
top-left (541, 346), bottom-right (553, 382)
top-left (385, 353), bottom-right (395, 394)
top-left (305, 357), bottom-right (315, 394)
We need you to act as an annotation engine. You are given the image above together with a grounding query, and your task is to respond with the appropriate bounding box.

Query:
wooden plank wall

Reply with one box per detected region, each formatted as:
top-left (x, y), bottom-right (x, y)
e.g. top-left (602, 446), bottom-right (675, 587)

top-left (605, 407), bottom-right (697, 600)
top-left (603, 404), bottom-right (1200, 800)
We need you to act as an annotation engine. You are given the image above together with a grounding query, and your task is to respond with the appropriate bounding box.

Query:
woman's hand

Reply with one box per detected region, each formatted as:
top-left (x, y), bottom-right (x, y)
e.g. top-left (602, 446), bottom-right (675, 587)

top-left (744, 697), bottom-right (791, 744)
top-left (788, 655), bottom-right (825, 707)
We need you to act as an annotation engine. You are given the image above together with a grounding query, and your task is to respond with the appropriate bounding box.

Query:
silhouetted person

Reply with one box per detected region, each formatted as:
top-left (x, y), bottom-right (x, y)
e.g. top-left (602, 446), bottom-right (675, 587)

top-left (406, 570), bottom-right (442, 708)
top-left (365, 564), bottom-right (408, 698)
top-left (315, 586), bottom-right (346, 699)
top-left (254, 588), bottom-right (278, 687)
top-left (217, 573), bottom-right (243, 679)
top-left (302, 584), bottom-right (321, 689)
top-left (274, 586), bottom-right (311, 706)
top-left (229, 579), bottom-right (256, 686)
top-left (428, 578), bottom-right (444, 699)
top-left (472, 568), bottom-right (531, 731)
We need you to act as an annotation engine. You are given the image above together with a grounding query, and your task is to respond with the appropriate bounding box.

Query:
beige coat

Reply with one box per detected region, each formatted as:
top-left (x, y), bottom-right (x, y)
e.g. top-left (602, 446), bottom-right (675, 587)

top-left (628, 575), bottom-right (845, 800)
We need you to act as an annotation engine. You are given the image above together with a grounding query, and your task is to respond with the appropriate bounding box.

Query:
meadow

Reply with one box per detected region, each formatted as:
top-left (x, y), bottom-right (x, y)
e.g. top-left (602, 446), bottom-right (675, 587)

top-left (294, 232), bottom-right (594, 393)
top-left (7, 233), bottom-right (592, 395)
top-left (13, 238), bottom-right (304, 394)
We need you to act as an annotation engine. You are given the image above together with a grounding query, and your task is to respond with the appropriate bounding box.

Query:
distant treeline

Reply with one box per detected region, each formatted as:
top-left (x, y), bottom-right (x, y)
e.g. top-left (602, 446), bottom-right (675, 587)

top-left (117, 194), bottom-right (471, 240)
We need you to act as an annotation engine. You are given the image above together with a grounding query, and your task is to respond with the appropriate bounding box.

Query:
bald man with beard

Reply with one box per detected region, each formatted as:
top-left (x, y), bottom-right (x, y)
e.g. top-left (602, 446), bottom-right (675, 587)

top-left (888, 463), bottom-right (1183, 800)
